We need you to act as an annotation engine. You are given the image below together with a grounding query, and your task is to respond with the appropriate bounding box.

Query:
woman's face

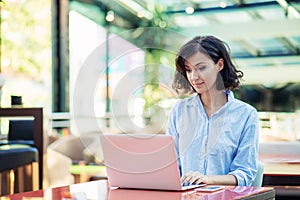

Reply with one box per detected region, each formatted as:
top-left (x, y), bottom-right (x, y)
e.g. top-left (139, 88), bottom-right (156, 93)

top-left (184, 52), bottom-right (223, 94)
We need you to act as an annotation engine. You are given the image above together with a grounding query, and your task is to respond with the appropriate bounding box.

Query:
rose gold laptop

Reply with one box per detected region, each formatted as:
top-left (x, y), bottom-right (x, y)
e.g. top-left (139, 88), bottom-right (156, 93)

top-left (100, 134), bottom-right (205, 191)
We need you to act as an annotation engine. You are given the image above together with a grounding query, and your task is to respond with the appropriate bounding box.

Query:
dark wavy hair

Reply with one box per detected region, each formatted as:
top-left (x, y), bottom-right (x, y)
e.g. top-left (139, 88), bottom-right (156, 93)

top-left (173, 35), bottom-right (244, 94)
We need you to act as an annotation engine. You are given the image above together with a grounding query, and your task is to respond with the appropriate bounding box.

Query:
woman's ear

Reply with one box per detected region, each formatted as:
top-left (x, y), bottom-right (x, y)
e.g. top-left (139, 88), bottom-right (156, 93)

top-left (216, 59), bottom-right (224, 72)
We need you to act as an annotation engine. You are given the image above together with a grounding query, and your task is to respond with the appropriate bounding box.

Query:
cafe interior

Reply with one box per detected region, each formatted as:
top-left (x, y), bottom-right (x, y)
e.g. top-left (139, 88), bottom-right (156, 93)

top-left (0, 0), bottom-right (300, 199)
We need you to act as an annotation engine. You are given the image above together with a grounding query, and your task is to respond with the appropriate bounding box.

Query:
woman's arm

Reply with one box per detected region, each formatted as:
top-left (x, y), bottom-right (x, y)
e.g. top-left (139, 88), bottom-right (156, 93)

top-left (182, 171), bottom-right (237, 185)
top-left (228, 109), bottom-right (259, 186)
top-left (203, 174), bottom-right (237, 185)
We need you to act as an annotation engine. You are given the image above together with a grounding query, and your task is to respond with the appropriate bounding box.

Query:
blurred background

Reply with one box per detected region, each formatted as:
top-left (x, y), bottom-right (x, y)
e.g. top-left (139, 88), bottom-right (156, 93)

top-left (1, 0), bottom-right (300, 141)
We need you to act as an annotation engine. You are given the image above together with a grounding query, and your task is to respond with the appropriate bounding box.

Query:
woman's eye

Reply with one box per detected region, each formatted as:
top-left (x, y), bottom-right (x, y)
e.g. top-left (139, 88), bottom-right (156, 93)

top-left (198, 66), bottom-right (206, 71)
top-left (185, 68), bottom-right (191, 72)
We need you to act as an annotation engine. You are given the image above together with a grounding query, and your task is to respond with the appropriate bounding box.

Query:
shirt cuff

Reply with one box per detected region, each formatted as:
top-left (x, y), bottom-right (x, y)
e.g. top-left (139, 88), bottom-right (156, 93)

top-left (228, 170), bottom-right (248, 186)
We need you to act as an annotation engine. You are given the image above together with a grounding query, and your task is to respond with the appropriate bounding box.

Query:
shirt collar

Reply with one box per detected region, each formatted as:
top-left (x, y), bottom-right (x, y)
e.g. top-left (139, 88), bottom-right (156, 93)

top-left (191, 90), bottom-right (235, 115)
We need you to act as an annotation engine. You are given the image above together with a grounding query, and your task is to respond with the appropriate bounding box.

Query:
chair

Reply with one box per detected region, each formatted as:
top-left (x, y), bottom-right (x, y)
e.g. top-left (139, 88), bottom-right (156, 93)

top-left (252, 161), bottom-right (264, 187)
top-left (0, 107), bottom-right (43, 189)
top-left (8, 119), bottom-right (35, 145)
top-left (0, 145), bottom-right (39, 195)
top-left (0, 119), bottom-right (40, 195)
top-left (0, 119), bottom-right (35, 147)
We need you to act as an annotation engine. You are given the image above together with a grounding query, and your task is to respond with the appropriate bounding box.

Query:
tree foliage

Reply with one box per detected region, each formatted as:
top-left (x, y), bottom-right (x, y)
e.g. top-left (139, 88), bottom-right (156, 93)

top-left (1, 0), bottom-right (51, 80)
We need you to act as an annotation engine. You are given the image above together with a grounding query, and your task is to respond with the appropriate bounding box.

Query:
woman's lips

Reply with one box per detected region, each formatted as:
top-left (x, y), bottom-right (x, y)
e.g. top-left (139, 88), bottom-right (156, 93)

top-left (193, 82), bottom-right (205, 88)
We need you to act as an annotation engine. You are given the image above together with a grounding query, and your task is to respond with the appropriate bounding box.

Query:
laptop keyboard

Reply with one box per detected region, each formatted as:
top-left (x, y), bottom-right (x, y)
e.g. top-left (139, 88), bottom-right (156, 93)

top-left (182, 182), bottom-right (198, 187)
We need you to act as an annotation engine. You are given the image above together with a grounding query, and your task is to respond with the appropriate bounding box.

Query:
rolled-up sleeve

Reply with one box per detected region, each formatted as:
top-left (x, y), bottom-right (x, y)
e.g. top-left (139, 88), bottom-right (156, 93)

top-left (228, 109), bottom-right (259, 186)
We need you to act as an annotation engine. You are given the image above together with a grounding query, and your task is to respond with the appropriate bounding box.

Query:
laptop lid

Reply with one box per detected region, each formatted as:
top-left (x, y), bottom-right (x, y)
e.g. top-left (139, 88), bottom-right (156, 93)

top-left (100, 134), bottom-right (204, 191)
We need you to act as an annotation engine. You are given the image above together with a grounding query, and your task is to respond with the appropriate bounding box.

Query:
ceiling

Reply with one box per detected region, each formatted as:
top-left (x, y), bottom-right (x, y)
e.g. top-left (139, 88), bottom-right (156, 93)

top-left (71, 0), bottom-right (300, 86)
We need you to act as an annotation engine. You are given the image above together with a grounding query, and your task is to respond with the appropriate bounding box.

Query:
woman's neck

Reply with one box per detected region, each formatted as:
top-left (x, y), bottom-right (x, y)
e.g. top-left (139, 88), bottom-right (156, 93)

top-left (200, 89), bottom-right (228, 117)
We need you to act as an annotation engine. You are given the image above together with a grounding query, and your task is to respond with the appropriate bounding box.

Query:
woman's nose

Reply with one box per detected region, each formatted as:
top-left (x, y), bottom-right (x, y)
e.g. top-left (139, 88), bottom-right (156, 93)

top-left (191, 70), bottom-right (200, 80)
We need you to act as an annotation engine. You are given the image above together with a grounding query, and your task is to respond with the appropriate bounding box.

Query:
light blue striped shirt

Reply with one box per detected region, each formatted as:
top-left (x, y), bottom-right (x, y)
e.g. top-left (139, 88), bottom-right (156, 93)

top-left (166, 91), bottom-right (259, 186)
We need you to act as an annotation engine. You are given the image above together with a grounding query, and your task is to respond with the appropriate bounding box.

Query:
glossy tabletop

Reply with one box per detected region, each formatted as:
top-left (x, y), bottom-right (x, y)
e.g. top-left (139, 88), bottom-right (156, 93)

top-left (259, 153), bottom-right (300, 176)
top-left (1, 180), bottom-right (275, 200)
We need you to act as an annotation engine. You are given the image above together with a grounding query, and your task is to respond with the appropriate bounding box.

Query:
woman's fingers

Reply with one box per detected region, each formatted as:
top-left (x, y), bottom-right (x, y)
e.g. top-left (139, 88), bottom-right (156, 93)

top-left (189, 172), bottom-right (200, 184)
top-left (195, 178), bottom-right (204, 185)
top-left (181, 171), bottom-right (204, 185)
top-left (181, 172), bottom-right (193, 183)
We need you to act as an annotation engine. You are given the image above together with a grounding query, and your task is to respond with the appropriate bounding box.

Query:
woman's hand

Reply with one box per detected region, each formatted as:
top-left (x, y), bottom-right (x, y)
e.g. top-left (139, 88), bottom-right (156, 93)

top-left (181, 171), bottom-right (237, 186)
top-left (181, 171), bottom-right (214, 185)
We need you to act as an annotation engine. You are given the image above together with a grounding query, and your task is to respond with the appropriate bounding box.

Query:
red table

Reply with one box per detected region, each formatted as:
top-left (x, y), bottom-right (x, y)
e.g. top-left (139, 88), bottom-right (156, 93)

top-left (259, 153), bottom-right (300, 186)
top-left (1, 180), bottom-right (275, 200)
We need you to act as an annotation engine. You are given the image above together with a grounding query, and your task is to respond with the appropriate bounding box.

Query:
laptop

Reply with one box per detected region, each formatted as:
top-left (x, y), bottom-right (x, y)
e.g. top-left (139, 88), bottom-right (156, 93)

top-left (100, 134), bottom-right (205, 191)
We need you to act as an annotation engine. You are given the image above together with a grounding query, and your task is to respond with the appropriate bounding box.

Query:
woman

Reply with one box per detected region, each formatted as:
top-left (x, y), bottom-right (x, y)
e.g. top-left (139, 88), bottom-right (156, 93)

top-left (166, 35), bottom-right (259, 186)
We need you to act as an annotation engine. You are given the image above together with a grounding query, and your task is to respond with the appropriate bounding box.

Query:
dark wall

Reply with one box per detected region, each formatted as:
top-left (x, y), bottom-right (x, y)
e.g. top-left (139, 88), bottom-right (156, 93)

top-left (235, 83), bottom-right (300, 112)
